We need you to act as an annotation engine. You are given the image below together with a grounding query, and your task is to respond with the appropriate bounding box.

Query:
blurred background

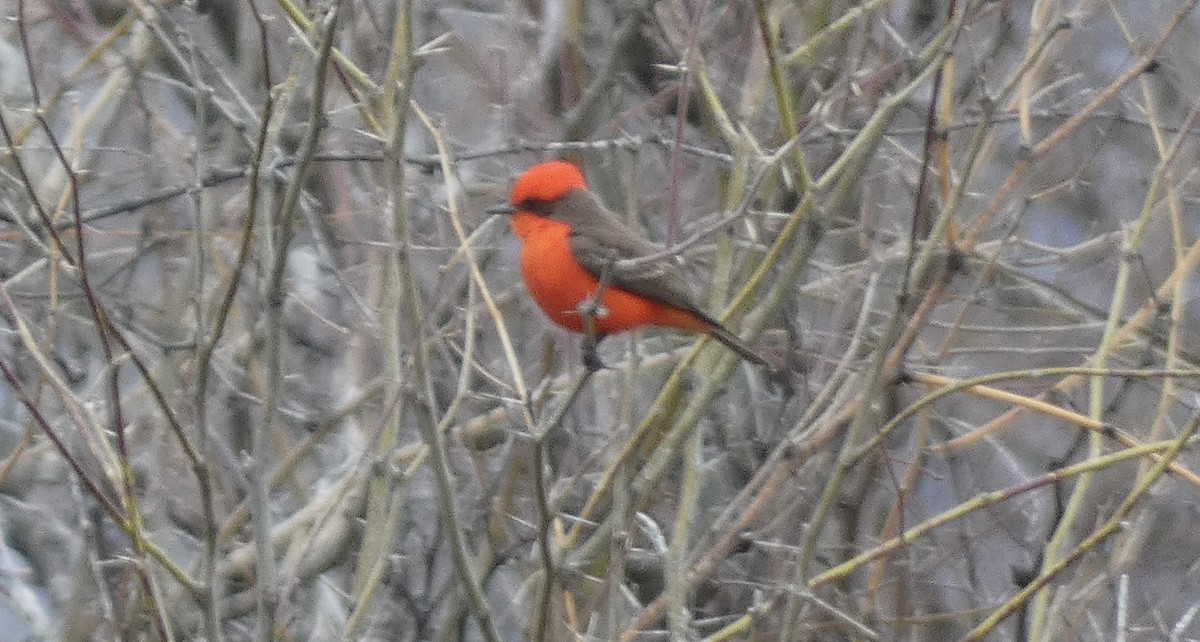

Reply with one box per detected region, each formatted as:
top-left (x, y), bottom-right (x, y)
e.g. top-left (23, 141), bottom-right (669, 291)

top-left (0, 0), bottom-right (1197, 640)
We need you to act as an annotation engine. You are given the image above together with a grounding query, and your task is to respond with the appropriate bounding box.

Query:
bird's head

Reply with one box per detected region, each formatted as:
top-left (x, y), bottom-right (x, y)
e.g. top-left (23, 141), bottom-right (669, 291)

top-left (508, 160), bottom-right (587, 211)
top-left (489, 161), bottom-right (591, 240)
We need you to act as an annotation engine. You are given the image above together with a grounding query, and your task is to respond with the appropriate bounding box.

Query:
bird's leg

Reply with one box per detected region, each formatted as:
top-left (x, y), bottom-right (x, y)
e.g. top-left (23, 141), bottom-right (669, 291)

top-left (578, 251), bottom-right (618, 372)
top-left (581, 334), bottom-right (606, 372)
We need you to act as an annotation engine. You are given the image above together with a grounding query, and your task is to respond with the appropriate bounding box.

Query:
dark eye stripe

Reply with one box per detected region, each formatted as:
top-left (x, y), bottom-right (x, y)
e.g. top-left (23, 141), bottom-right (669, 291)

top-left (517, 199), bottom-right (556, 215)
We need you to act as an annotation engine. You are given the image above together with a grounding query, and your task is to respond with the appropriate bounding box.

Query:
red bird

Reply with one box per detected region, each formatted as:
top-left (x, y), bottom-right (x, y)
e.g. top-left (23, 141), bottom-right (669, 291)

top-left (495, 160), bottom-right (763, 366)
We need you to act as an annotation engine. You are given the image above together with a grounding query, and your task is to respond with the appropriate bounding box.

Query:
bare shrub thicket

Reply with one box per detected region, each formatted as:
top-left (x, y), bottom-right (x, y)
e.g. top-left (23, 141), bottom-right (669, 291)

top-left (0, 1), bottom-right (1198, 640)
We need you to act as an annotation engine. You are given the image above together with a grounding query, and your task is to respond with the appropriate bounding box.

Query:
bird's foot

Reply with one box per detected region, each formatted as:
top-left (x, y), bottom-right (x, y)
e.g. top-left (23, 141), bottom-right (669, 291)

top-left (576, 296), bottom-right (610, 322)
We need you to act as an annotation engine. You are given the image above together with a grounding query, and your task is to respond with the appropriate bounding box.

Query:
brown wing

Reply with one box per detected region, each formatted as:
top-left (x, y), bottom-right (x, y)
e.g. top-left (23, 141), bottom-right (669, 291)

top-left (548, 191), bottom-right (704, 315)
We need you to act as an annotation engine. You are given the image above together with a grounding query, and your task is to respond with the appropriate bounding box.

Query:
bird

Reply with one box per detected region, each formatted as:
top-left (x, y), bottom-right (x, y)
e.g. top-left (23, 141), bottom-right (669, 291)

top-left (492, 160), bottom-right (764, 368)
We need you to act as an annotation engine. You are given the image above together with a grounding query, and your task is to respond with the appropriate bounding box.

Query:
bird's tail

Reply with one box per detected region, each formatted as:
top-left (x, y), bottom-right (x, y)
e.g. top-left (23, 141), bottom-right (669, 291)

top-left (657, 307), bottom-right (767, 365)
top-left (707, 321), bottom-right (767, 365)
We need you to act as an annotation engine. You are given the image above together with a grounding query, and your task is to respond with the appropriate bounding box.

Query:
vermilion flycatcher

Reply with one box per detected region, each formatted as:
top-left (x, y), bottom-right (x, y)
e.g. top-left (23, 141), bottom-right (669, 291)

top-left (493, 160), bottom-right (764, 366)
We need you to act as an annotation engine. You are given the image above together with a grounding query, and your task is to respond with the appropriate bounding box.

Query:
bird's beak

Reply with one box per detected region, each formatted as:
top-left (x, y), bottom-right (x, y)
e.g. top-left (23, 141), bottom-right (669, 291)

top-left (486, 203), bottom-right (514, 216)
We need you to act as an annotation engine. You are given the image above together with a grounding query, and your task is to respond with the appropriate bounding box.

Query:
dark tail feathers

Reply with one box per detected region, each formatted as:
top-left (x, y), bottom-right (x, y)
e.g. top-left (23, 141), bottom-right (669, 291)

top-left (706, 319), bottom-right (766, 365)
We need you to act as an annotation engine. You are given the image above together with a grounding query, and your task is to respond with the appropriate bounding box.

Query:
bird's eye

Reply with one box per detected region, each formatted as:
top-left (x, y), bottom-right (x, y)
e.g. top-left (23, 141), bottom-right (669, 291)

top-left (518, 199), bottom-right (554, 214)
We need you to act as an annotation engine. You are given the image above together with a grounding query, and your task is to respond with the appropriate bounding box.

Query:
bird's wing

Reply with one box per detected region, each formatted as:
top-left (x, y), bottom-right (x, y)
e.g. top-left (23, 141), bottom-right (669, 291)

top-left (555, 191), bottom-right (704, 315)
